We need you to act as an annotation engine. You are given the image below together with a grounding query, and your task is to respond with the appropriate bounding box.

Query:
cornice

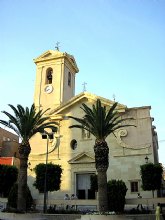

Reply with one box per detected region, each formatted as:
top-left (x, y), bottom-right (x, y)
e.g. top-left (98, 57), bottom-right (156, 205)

top-left (33, 50), bottom-right (79, 73)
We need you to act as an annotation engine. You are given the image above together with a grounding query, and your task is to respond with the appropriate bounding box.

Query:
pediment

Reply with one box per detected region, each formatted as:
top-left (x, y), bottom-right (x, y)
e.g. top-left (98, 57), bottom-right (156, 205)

top-left (50, 92), bottom-right (127, 116)
top-left (68, 152), bottom-right (95, 164)
top-left (33, 50), bottom-right (63, 63)
top-left (41, 52), bottom-right (52, 58)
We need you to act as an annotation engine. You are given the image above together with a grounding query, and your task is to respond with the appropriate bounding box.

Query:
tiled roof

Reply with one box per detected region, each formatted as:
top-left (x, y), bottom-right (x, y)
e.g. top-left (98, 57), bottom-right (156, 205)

top-left (0, 157), bottom-right (13, 165)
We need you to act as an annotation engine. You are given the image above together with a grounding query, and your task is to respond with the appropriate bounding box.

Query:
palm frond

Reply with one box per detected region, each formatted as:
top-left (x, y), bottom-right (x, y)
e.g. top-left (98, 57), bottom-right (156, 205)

top-left (69, 99), bottom-right (135, 140)
top-left (0, 120), bottom-right (20, 135)
top-left (0, 104), bottom-right (58, 143)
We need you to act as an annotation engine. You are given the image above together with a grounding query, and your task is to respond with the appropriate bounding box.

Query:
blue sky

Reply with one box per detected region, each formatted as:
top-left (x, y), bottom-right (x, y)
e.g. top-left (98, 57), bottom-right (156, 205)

top-left (0, 0), bottom-right (164, 164)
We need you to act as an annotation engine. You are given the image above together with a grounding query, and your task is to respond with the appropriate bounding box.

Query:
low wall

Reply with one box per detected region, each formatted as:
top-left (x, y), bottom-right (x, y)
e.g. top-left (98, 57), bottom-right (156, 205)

top-left (35, 199), bottom-right (98, 211)
top-left (126, 197), bottom-right (165, 206)
top-left (0, 213), bottom-right (164, 220)
top-left (81, 215), bottom-right (164, 220)
top-left (35, 197), bottom-right (165, 211)
top-left (2, 197), bottom-right (164, 211)
top-left (125, 197), bottom-right (165, 211)
top-left (0, 213), bottom-right (81, 220)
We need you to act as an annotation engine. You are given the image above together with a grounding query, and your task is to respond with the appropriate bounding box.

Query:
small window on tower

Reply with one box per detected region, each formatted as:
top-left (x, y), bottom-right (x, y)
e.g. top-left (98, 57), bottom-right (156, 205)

top-left (130, 181), bottom-right (138, 193)
top-left (82, 128), bottom-right (90, 139)
top-left (46, 68), bottom-right (53, 84)
top-left (68, 72), bottom-right (71, 86)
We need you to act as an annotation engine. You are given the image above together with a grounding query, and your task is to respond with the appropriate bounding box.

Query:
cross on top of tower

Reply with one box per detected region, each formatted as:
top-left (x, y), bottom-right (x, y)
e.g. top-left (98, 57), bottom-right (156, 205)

top-left (55, 41), bottom-right (60, 51)
top-left (82, 82), bottom-right (87, 92)
top-left (113, 93), bottom-right (116, 102)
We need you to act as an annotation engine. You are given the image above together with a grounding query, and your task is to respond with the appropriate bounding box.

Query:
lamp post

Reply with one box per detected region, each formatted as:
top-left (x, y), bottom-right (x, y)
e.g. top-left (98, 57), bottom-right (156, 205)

top-left (41, 128), bottom-right (56, 213)
top-left (145, 156), bottom-right (149, 164)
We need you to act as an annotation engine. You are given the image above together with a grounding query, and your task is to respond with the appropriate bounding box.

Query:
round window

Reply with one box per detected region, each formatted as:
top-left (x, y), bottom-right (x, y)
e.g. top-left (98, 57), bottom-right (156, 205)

top-left (70, 139), bottom-right (77, 150)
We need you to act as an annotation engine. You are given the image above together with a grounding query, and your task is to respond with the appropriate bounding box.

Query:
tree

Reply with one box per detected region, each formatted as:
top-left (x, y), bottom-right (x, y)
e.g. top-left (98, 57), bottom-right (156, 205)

top-left (90, 174), bottom-right (98, 192)
top-left (0, 104), bottom-right (58, 211)
top-left (107, 179), bottom-right (127, 213)
top-left (7, 183), bottom-right (33, 210)
top-left (33, 163), bottom-right (62, 192)
top-left (140, 163), bottom-right (163, 198)
top-left (69, 99), bottom-right (134, 211)
top-left (0, 165), bottom-right (18, 197)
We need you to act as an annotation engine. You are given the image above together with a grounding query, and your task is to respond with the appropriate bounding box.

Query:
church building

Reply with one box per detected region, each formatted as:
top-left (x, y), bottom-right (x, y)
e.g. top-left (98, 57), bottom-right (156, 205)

top-left (28, 48), bottom-right (159, 203)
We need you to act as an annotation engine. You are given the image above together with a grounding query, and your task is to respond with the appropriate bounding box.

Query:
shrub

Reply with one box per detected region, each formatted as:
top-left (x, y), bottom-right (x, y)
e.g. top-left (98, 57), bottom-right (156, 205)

top-left (90, 174), bottom-right (98, 192)
top-left (7, 183), bottom-right (33, 211)
top-left (33, 163), bottom-right (62, 193)
top-left (0, 165), bottom-right (18, 197)
top-left (125, 208), bottom-right (151, 214)
top-left (140, 163), bottom-right (163, 197)
top-left (47, 205), bottom-right (81, 214)
top-left (107, 179), bottom-right (127, 213)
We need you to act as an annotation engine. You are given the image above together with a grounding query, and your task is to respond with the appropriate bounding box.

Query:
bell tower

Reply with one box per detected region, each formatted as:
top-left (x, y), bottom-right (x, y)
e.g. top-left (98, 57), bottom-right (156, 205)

top-left (33, 49), bottom-right (79, 111)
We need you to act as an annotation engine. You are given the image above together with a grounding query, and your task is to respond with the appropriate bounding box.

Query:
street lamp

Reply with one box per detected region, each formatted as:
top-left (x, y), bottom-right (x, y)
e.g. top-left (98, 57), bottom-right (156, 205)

top-left (145, 156), bottom-right (149, 164)
top-left (41, 128), bottom-right (56, 213)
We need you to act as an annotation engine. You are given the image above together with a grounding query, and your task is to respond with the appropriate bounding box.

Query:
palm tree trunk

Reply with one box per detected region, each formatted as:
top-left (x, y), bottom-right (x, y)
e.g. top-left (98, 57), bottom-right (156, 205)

top-left (17, 155), bottom-right (28, 211)
top-left (94, 140), bottom-right (109, 212)
top-left (97, 170), bottom-right (108, 212)
top-left (17, 143), bottom-right (31, 212)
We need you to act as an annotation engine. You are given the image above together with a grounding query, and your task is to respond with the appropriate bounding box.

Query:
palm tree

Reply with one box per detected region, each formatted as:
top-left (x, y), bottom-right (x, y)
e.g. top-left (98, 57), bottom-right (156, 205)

top-left (0, 104), bottom-right (58, 212)
top-left (69, 99), bottom-right (134, 212)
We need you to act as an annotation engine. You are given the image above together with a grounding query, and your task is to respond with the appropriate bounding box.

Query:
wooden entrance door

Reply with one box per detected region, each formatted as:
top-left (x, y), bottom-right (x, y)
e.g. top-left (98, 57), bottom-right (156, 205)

top-left (76, 174), bottom-right (95, 199)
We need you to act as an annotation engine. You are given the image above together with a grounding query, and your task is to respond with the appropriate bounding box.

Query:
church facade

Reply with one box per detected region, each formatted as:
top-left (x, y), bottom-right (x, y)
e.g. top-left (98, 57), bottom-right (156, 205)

top-left (28, 49), bottom-right (159, 202)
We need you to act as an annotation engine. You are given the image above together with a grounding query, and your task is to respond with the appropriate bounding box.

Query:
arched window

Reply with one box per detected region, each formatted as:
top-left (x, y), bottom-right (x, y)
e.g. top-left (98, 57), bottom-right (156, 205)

top-left (46, 68), bottom-right (53, 84)
top-left (82, 128), bottom-right (90, 139)
top-left (68, 72), bottom-right (71, 86)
